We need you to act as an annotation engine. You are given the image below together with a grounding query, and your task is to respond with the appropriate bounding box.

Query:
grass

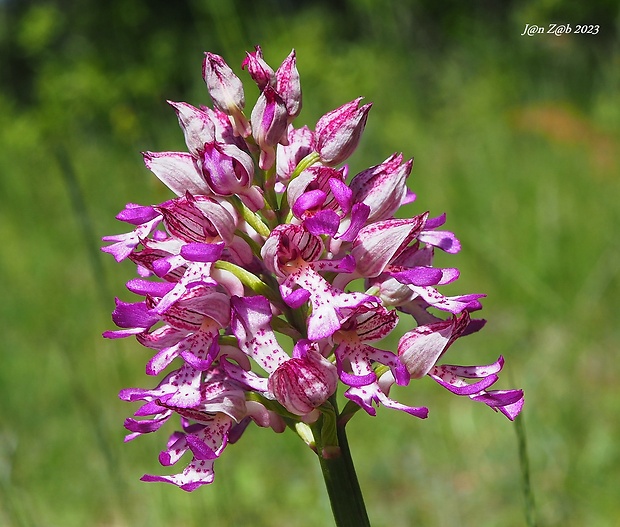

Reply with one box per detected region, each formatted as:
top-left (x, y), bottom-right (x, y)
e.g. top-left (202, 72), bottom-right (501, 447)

top-left (1, 5), bottom-right (619, 526)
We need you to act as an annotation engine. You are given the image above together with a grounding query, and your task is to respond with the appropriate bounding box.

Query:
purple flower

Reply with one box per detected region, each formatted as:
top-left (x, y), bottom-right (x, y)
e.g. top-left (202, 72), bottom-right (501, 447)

top-left (398, 311), bottom-right (472, 378)
top-left (199, 141), bottom-right (264, 211)
top-left (103, 46), bottom-right (524, 491)
top-left (349, 153), bottom-right (413, 222)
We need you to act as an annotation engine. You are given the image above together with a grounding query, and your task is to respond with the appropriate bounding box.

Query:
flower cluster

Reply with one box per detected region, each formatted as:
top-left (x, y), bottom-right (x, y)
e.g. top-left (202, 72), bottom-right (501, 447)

top-left (103, 46), bottom-right (524, 491)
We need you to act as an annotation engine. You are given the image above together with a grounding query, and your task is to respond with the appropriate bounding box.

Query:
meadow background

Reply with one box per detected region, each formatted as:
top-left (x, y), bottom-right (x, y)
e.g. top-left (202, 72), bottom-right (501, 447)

top-left (1, 1), bottom-right (619, 526)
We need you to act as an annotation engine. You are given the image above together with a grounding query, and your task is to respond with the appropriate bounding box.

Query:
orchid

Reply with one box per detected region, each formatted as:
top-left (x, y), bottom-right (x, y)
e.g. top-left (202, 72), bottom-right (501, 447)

top-left (103, 47), bottom-right (524, 525)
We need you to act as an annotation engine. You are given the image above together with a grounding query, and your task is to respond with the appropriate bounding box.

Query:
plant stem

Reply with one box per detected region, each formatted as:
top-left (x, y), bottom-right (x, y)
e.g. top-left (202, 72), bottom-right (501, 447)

top-left (313, 406), bottom-right (371, 526)
top-left (515, 413), bottom-right (537, 527)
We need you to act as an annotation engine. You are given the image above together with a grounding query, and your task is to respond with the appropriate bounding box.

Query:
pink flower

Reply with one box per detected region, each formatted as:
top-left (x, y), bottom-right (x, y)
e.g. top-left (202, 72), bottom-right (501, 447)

top-left (103, 46), bottom-right (524, 491)
top-left (349, 153), bottom-right (413, 222)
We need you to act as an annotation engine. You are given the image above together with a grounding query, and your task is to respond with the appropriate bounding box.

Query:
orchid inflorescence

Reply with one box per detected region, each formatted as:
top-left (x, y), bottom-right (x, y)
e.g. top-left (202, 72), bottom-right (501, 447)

top-left (103, 46), bottom-right (524, 492)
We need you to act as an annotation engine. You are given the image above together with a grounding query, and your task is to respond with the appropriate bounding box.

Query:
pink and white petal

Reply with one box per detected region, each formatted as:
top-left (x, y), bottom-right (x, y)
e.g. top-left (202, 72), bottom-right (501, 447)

top-left (154, 262), bottom-right (218, 315)
top-left (102, 215), bottom-right (162, 262)
top-left (344, 383), bottom-right (428, 419)
top-left (409, 286), bottom-right (485, 314)
top-left (222, 359), bottom-right (269, 393)
top-left (141, 458), bottom-right (216, 491)
top-left (143, 151), bottom-right (210, 197)
top-left (230, 295), bottom-right (289, 371)
top-left (165, 364), bottom-right (203, 408)
top-left (352, 215), bottom-right (427, 277)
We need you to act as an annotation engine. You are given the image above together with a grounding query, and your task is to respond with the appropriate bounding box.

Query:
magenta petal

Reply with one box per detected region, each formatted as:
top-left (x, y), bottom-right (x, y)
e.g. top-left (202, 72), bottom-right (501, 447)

top-left (124, 414), bottom-right (170, 434)
top-left (431, 373), bottom-right (499, 395)
top-left (498, 394), bottom-right (525, 420)
top-left (152, 257), bottom-right (173, 278)
top-left (125, 279), bottom-right (175, 297)
top-left (304, 209), bottom-right (340, 236)
top-left (424, 213), bottom-right (446, 229)
top-left (391, 266), bottom-right (444, 287)
top-left (180, 242), bottom-right (225, 262)
top-left (292, 189), bottom-right (327, 218)
top-left (283, 287), bottom-right (311, 308)
top-left (116, 203), bottom-right (160, 225)
top-left (328, 177), bottom-right (353, 213)
top-left (186, 435), bottom-right (219, 460)
top-left (472, 389), bottom-right (524, 408)
top-left (339, 369), bottom-right (377, 388)
top-left (103, 328), bottom-right (145, 339)
top-left (419, 229), bottom-right (461, 254)
top-left (338, 202), bottom-right (370, 242)
top-left (111, 299), bottom-right (159, 330)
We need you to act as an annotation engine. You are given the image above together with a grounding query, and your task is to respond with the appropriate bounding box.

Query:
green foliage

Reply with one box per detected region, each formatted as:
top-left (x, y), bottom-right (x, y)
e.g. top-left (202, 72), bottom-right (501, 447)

top-left (1, 1), bottom-right (619, 526)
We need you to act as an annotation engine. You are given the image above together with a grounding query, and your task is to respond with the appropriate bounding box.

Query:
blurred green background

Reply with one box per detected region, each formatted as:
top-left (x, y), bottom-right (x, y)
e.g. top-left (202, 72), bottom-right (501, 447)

top-left (1, 1), bottom-right (619, 526)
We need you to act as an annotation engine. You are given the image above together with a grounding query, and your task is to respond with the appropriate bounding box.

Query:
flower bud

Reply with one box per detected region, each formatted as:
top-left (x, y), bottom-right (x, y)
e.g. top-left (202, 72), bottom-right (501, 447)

top-left (276, 49), bottom-right (302, 120)
top-left (316, 97), bottom-right (372, 166)
top-left (200, 142), bottom-right (254, 196)
top-left (241, 45), bottom-right (275, 90)
top-left (203, 52), bottom-right (251, 137)
top-left (251, 86), bottom-right (289, 170)
top-left (350, 153), bottom-right (413, 222)
top-left (167, 101), bottom-right (216, 157)
top-left (268, 350), bottom-right (338, 416)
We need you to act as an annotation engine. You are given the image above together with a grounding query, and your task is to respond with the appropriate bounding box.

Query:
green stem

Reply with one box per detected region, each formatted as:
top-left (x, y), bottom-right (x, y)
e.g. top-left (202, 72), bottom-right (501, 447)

top-left (312, 400), bottom-right (371, 527)
top-left (213, 260), bottom-right (280, 304)
top-left (515, 413), bottom-right (537, 527)
top-left (230, 195), bottom-right (271, 238)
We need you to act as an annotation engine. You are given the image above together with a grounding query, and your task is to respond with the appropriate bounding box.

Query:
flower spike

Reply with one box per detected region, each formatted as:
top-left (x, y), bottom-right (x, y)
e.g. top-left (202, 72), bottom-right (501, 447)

top-left (103, 46), bottom-right (524, 492)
